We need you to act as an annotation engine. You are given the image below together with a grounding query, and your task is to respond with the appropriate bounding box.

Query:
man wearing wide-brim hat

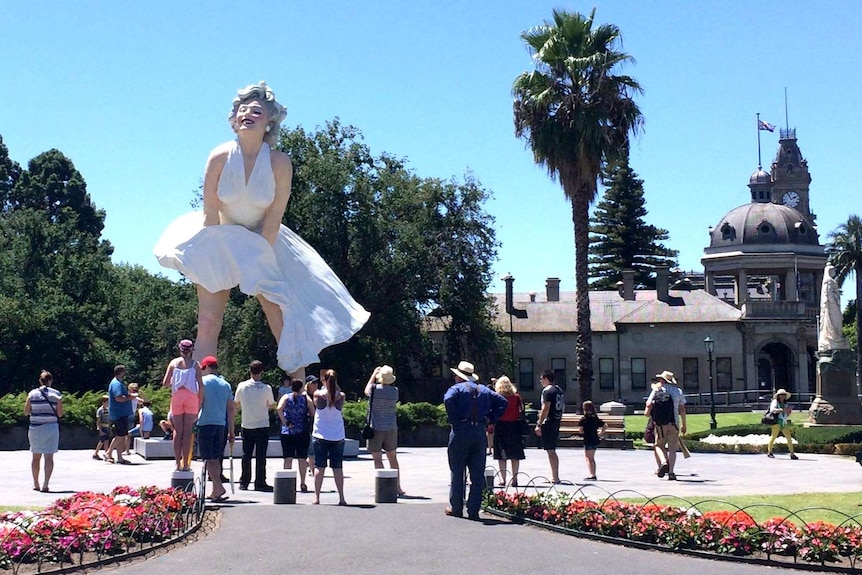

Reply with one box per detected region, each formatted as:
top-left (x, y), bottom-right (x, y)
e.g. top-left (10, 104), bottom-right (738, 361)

top-left (443, 360), bottom-right (507, 520)
top-left (766, 389), bottom-right (798, 460)
top-left (645, 371), bottom-right (687, 481)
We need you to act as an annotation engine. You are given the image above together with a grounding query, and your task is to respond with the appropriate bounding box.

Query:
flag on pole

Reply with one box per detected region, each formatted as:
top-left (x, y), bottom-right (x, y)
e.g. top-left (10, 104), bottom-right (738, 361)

top-left (758, 120), bottom-right (775, 132)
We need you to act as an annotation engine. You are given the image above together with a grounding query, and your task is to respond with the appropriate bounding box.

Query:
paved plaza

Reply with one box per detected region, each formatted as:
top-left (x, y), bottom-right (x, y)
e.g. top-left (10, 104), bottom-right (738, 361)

top-left (4, 446), bottom-right (861, 574)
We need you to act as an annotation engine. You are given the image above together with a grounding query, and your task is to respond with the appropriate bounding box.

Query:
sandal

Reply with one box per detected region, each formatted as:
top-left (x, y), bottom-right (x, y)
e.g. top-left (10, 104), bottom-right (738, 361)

top-left (104, 457), bottom-right (115, 464)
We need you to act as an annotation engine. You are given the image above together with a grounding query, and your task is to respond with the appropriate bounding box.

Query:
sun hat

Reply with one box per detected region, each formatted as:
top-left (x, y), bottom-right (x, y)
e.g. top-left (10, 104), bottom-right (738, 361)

top-left (376, 365), bottom-right (397, 385)
top-left (773, 388), bottom-right (792, 399)
top-left (178, 339), bottom-right (194, 352)
top-left (655, 370), bottom-right (677, 385)
top-left (450, 361), bottom-right (479, 382)
top-left (200, 356), bottom-right (218, 369)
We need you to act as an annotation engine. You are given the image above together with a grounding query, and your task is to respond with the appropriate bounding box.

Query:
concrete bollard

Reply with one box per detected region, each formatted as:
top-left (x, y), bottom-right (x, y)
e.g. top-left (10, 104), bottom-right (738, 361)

top-left (171, 470), bottom-right (195, 491)
top-left (484, 468), bottom-right (496, 491)
top-left (375, 469), bottom-right (399, 503)
top-left (274, 470), bottom-right (298, 504)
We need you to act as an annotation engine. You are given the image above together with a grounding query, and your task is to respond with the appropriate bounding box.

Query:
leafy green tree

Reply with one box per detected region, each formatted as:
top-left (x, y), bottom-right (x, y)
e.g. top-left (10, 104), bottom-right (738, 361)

top-left (513, 8), bottom-right (643, 403)
top-left (278, 121), bottom-right (504, 395)
top-left (827, 214), bottom-right (862, 390)
top-left (589, 157), bottom-right (678, 290)
top-left (0, 148), bottom-right (117, 393)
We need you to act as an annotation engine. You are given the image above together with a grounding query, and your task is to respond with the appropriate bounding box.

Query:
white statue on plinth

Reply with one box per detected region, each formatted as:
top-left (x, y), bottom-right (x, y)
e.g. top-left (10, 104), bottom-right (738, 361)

top-left (818, 264), bottom-right (850, 353)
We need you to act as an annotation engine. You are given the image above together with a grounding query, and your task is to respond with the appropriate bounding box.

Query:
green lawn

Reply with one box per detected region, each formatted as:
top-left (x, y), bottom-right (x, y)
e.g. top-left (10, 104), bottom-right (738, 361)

top-left (626, 411), bottom-right (762, 436)
top-left (617, 491), bottom-right (862, 526)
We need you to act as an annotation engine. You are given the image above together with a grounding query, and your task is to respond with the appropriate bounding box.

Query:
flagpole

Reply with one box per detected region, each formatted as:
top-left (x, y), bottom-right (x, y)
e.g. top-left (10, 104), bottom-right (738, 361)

top-left (784, 87), bottom-right (789, 132)
top-left (756, 112), bottom-right (762, 169)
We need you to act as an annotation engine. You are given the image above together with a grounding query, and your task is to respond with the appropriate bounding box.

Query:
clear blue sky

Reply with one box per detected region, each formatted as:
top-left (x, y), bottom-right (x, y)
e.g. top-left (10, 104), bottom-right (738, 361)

top-left (2, 1), bottom-right (859, 300)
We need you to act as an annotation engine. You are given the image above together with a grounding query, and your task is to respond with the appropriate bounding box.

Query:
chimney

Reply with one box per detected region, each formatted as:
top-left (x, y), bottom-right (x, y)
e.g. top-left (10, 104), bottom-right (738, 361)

top-left (621, 269), bottom-right (635, 301)
top-left (529, 292), bottom-right (536, 303)
top-left (656, 266), bottom-right (669, 302)
top-left (545, 277), bottom-right (560, 302)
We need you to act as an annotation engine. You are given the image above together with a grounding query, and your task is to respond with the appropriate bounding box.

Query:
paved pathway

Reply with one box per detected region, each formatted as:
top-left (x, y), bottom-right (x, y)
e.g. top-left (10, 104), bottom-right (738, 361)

top-left (4, 446), bottom-right (860, 573)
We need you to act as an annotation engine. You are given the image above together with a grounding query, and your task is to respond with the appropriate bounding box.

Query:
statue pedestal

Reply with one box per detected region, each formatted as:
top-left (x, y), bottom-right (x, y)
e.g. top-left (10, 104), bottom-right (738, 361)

top-left (809, 351), bottom-right (862, 425)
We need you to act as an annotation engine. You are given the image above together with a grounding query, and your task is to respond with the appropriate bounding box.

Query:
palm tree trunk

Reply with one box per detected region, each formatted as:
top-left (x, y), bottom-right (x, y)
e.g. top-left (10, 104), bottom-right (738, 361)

top-left (856, 265), bottom-right (862, 393)
top-left (571, 192), bottom-right (593, 405)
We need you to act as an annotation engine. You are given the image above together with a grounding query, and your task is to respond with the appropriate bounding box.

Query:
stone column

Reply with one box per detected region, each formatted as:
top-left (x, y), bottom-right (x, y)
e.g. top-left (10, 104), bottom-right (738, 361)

top-left (736, 269), bottom-right (748, 305)
top-left (785, 269), bottom-right (798, 301)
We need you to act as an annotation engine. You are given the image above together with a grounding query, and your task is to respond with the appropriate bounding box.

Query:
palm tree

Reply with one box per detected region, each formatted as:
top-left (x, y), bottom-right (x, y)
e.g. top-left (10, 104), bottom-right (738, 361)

top-left (513, 8), bottom-right (643, 403)
top-left (827, 214), bottom-right (862, 390)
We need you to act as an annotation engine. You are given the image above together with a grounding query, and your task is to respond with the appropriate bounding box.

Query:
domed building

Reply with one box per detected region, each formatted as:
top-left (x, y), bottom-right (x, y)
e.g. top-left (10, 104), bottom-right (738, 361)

top-left (702, 128), bottom-right (826, 397)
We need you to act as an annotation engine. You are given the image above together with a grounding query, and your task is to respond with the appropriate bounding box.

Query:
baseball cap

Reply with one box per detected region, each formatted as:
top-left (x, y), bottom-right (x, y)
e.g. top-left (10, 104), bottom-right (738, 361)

top-left (200, 356), bottom-right (218, 369)
top-left (305, 375), bottom-right (319, 384)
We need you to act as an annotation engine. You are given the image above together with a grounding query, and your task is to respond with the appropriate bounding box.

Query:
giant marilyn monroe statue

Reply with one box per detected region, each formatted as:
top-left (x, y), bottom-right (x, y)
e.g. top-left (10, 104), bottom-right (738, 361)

top-left (154, 82), bottom-right (369, 372)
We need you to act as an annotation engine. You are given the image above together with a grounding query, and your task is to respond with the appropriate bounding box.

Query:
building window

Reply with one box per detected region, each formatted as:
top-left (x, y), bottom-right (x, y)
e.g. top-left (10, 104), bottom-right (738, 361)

top-left (631, 357), bottom-right (647, 390)
top-left (552, 358), bottom-right (566, 391)
top-left (682, 357), bottom-right (699, 391)
top-left (518, 358), bottom-right (534, 391)
top-left (599, 358), bottom-right (614, 391)
top-left (716, 357), bottom-right (732, 391)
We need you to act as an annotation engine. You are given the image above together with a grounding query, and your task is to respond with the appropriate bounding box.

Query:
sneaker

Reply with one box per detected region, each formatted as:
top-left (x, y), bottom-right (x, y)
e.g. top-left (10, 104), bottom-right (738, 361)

top-left (667, 473), bottom-right (677, 481)
top-left (790, 454), bottom-right (799, 460)
top-left (657, 463), bottom-right (668, 478)
top-left (767, 453), bottom-right (775, 458)
top-left (238, 484), bottom-right (249, 491)
top-left (255, 483), bottom-right (274, 492)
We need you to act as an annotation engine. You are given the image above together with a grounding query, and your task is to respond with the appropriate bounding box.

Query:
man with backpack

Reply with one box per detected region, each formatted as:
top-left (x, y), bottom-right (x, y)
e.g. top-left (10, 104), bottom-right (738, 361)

top-left (645, 371), bottom-right (687, 480)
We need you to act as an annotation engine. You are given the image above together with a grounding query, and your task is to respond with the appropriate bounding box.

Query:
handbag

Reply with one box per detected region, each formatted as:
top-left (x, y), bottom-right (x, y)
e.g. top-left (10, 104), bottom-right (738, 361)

top-left (761, 411), bottom-right (777, 425)
top-left (643, 418), bottom-right (656, 444)
top-left (517, 397), bottom-right (530, 436)
top-left (362, 386), bottom-right (375, 440)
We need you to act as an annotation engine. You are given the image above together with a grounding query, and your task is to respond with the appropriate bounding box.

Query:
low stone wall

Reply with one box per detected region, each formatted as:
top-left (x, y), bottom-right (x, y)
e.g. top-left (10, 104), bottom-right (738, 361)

top-left (0, 426), bottom-right (101, 451)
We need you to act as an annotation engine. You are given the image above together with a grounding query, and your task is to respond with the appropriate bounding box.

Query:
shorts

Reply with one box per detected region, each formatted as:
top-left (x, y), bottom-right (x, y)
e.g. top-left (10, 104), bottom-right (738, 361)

top-left (171, 387), bottom-right (200, 416)
top-left (29, 422), bottom-right (59, 454)
top-left (312, 437), bottom-right (345, 469)
top-left (198, 425), bottom-right (226, 460)
top-left (367, 428), bottom-right (398, 453)
top-left (280, 433), bottom-right (310, 459)
top-left (112, 417), bottom-right (130, 437)
top-left (99, 427), bottom-right (111, 442)
top-left (540, 419), bottom-right (560, 450)
top-left (584, 441), bottom-right (600, 451)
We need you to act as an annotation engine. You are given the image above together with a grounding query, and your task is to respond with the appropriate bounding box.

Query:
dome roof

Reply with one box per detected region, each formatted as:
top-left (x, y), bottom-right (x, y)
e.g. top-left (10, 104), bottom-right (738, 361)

top-left (749, 169), bottom-right (771, 185)
top-left (708, 203), bottom-right (819, 248)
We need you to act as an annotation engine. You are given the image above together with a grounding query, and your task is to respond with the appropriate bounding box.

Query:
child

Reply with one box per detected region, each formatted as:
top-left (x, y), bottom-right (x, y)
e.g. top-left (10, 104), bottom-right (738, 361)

top-left (578, 400), bottom-right (606, 481)
top-left (159, 411), bottom-right (175, 440)
top-left (93, 395), bottom-right (111, 460)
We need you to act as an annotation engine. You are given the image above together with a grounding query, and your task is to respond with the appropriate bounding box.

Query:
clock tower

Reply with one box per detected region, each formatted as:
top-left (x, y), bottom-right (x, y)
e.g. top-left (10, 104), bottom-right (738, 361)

top-left (770, 128), bottom-right (814, 220)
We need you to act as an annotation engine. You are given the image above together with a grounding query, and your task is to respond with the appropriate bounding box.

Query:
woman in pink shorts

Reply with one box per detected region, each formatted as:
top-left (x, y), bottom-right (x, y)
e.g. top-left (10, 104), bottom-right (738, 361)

top-left (162, 339), bottom-right (204, 471)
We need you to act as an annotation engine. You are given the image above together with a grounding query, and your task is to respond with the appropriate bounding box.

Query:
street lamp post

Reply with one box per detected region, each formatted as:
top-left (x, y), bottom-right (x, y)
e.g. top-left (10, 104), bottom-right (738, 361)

top-left (704, 335), bottom-right (717, 430)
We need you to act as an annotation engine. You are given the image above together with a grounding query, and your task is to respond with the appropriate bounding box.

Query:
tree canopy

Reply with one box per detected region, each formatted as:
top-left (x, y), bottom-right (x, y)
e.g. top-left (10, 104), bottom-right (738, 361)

top-left (589, 157), bottom-right (678, 290)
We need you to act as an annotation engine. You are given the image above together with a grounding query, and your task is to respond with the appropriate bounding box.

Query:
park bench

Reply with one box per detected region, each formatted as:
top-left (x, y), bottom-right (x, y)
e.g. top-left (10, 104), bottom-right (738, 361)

top-left (557, 413), bottom-right (631, 449)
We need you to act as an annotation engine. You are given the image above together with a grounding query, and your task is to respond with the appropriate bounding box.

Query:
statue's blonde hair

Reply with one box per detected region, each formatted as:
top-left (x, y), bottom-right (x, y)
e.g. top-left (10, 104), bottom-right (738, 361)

top-left (228, 81), bottom-right (287, 146)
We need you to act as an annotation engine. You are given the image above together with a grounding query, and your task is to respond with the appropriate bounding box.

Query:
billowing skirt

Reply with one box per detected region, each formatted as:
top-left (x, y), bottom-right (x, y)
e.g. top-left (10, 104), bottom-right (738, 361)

top-left (154, 212), bottom-right (369, 372)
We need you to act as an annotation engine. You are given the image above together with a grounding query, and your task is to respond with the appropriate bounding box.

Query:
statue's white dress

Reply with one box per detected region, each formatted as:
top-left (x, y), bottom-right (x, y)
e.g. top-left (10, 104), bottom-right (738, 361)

top-left (153, 140), bottom-right (370, 371)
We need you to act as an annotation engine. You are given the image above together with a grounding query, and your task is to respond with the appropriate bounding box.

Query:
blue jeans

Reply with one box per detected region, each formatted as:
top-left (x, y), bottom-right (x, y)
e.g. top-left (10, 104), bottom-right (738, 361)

top-left (447, 425), bottom-right (486, 517)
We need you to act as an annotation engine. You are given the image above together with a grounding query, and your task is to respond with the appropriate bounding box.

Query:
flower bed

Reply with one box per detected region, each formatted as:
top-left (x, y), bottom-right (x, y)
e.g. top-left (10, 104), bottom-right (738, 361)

top-left (0, 486), bottom-right (201, 573)
top-left (483, 491), bottom-right (862, 570)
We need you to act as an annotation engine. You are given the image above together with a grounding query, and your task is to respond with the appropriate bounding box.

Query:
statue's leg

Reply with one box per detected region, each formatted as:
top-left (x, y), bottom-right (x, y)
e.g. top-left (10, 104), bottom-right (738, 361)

top-left (196, 286), bottom-right (230, 361)
top-left (256, 294), bottom-right (305, 379)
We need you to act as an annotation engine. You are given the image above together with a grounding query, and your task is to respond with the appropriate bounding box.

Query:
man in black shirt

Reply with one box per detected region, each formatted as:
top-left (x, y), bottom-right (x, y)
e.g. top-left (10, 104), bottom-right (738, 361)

top-left (534, 370), bottom-right (563, 483)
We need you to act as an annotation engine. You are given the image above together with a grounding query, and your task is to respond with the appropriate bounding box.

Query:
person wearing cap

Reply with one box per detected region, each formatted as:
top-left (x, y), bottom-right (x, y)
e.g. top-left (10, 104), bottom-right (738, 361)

top-left (162, 339), bottom-right (205, 472)
top-left (106, 365), bottom-right (136, 465)
top-left (198, 356), bottom-right (236, 501)
top-left (766, 389), bottom-right (798, 460)
top-left (534, 370), bottom-right (564, 484)
top-left (645, 370), bottom-right (687, 480)
top-left (364, 365), bottom-right (404, 496)
top-left (443, 360), bottom-right (507, 520)
top-left (235, 359), bottom-right (275, 491)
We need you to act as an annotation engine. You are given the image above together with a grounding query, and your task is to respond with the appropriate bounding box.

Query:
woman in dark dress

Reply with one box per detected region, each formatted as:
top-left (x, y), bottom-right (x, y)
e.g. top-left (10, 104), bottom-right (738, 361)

top-left (492, 376), bottom-right (525, 487)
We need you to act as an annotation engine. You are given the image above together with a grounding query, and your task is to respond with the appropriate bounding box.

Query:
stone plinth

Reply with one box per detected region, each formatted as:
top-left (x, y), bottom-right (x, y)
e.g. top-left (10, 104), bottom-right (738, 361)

top-left (135, 437), bottom-right (360, 460)
top-left (809, 351), bottom-right (862, 425)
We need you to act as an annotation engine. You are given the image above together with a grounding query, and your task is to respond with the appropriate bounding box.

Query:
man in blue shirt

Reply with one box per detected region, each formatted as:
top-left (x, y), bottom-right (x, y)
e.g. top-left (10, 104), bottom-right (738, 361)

top-left (198, 356), bottom-right (236, 501)
top-left (443, 360), bottom-right (507, 520)
top-left (107, 365), bottom-right (135, 464)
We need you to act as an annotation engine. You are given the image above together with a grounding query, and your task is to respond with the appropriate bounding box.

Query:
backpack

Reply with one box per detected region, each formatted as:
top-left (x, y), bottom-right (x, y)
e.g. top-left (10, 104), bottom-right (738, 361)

top-left (650, 388), bottom-right (676, 426)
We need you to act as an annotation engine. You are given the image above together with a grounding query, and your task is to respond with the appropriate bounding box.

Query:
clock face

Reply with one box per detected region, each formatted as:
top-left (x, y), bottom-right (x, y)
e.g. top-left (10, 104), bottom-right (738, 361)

top-left (782, 191), bottom-right (800, 208)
